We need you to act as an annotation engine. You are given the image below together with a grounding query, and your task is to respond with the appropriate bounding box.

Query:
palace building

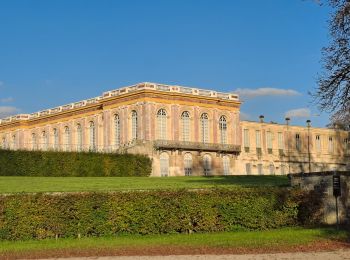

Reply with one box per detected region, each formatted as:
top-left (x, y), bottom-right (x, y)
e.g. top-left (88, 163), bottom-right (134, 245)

top-left (0, 82), bottom-right (349, 176)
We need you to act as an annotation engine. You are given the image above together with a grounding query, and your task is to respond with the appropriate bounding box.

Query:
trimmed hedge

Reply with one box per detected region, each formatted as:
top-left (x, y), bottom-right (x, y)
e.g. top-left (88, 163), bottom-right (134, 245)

top-left (0, 188), bottom-right (312, 240)
top-left (0, 149), bottom-right (152, 177)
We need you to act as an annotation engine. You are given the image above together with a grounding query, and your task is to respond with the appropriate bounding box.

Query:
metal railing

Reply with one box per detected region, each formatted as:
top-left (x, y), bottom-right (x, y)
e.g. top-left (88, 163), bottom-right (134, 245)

top-left (153, 140), bottom-right (241, 153)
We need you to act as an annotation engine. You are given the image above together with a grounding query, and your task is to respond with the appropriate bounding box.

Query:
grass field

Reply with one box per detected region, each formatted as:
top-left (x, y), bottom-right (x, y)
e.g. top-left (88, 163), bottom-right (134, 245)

top-left (0, 228), bottom-right (347, 258)
top-left (0, 175), bottom-right (289, 193)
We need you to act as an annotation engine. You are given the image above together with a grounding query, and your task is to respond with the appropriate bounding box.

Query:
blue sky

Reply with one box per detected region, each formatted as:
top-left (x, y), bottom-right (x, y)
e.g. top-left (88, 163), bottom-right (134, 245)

top-left (0, 0), bottom-right (333, 127)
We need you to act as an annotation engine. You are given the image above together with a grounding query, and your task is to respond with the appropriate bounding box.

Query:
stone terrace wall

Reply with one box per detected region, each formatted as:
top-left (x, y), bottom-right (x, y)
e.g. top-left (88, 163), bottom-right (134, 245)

top-left (290, 171), bottom-right (350, 225)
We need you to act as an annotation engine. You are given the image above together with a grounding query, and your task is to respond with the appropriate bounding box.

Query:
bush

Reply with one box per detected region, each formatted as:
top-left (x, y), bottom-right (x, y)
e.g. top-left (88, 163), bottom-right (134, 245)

top-left (0, 149), bottom-right (152, 177)
top-left (0, 188), bottom-right (307, 240)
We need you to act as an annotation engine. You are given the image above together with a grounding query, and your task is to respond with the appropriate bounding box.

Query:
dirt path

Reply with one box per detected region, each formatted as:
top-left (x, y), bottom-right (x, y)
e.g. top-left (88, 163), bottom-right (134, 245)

top-left (44, 249), bottom-right (350, 260)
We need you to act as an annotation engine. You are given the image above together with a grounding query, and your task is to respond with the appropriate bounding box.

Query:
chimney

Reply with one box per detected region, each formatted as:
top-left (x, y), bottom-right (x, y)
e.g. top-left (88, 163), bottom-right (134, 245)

top-left (285, 117), bottom-right (290, 125)
top-left (259, 115), bottom-right (264, 123)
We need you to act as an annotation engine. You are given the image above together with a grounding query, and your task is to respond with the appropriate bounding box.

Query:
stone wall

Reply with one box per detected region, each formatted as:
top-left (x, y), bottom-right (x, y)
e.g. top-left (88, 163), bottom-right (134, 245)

top-left (290, 171), bottom-right (350, 225)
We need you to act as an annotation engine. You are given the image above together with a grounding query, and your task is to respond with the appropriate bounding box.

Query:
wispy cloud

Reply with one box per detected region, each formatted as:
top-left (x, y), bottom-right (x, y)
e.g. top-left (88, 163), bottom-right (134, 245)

top-left (0, 106), bottom-right (19, 118)
top-left (285, 108), bottom-right (311, 118)
top-left (233, 87), bottom-right (301, 99)
top-left (240, 111), bottom-right (252, 121)
top-left (0, 97), bottom-right (14, 103)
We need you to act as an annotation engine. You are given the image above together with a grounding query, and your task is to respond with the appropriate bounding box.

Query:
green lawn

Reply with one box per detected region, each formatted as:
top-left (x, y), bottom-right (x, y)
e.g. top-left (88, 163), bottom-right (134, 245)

top-left (0, 175), bottom-right (289, 193)
top-left (0, 228), bottom-right (347, 255)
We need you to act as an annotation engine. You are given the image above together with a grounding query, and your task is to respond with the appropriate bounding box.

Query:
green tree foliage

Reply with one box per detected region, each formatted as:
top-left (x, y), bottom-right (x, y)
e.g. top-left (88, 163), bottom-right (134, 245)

top-left (0, 149), bottom-right (151, 177)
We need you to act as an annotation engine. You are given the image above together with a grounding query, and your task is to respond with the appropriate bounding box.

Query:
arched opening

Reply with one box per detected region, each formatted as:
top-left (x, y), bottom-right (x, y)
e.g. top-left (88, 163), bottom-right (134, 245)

top-left (181, 111), bottom-right (190, 142)
top-left (184, 153), bottom-right (193, 176)
top-left (160, 152), bottom-right (169, 177)
top-left (114, 114), bottom-right (120, 148)
top-left (64, 126), bottom-right (70, 151)
top-left (219, 115), bottom-right (227, 144)
top-left (203, 154), bottom-right (211, 176)
top-left (41, 131), bottom-right (48, 151)
top-left (76, 124), bottom-right (82, 151)
top-left (89, 121), bottom-right (96, 151)
top-left (222, 155), bottom-right (230, 175)
top-left (157, 109), bottom-right (167, 140)
top-left (200, 113), bottom-right (209, 143)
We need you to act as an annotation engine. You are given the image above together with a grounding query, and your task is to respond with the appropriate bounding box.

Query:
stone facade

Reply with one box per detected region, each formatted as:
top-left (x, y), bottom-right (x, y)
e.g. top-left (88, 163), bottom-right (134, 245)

top-left (0, 82), bottom-right (349, 176)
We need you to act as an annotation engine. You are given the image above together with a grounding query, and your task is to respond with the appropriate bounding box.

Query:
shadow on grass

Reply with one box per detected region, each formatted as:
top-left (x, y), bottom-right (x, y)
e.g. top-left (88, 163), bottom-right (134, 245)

top-left (316, 226), bottom-right (350, 243)
top-left (184, 175), bottom-right (290, 187)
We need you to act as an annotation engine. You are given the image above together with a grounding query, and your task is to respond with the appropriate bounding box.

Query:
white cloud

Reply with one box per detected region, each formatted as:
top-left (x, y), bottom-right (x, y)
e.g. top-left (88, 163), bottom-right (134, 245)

top-left (233, 87), bottom-right (301, 99)
top-left (0, 97), bottom-right (14, 103)
top-left (285, 108), bottom-right (311, 118)
top-left (0, 106), bottom-right (19, 118)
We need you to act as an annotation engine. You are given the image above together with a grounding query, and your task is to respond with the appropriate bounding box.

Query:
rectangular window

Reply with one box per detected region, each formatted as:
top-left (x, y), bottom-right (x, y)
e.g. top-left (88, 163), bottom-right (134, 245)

top-left (344, 138), bottom-right (350, 155)
top-left (256, 130), bottom-right (261, 148)
top-left (243, 129), bottom-right (250, 147)
top-left (316, 135), bottom-right (321, 152)
top-left (328, 136), bottom-right (334, 153)
top-left (246, 163), bottom-right (251, 175)
top-left (266, 131), bottom-right (272, 149)
top-left (278, 132), bottom-right (284, 150)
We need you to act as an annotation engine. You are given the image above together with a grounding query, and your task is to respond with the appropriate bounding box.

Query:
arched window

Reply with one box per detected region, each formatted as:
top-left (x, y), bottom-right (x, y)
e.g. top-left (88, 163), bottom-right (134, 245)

top-left (160, 152), bottom-right (169, 177)
top-left (203, 154), bottom-right (211, 176)
top-left (280, 164), bottom-right (286, 175)
top-left (157, 109), bottom-right (167, 140)
top-left (184, 153), bottom-right (193, 176)
top-left (76, 124), bottom-right (82, 151)
top-left (219, 115), bottom-right (227, 144)
top-left (223, 155), bottom-right (230, 175)
top-left (89, 121), bottom-right (96, 151)
top-left (64, 126), bottom-right (70, 151)
top-left (41, 131), bottom-right (48, 151)
top-left (31, 133), bottom-right (37, 150)
top-left (131, 110), bottom-right (138, 140)
top-left (11, 135), bottom-right (16, 150)
top-left (269, 164), bottom-right (275, 175)
top-left (114, 114), bottom-right (120, 148)
top-left (200, 113), bottom-right (209, 143)
top-left (181, 111), bottom-right (190, 142)
top-left (53, 128), bottom-right (59, 150)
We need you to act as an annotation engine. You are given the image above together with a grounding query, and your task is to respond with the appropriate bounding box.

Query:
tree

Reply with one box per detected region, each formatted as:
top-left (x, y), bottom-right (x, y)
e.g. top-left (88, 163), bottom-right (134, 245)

top-left (315, 0), bottom-right (350, 129)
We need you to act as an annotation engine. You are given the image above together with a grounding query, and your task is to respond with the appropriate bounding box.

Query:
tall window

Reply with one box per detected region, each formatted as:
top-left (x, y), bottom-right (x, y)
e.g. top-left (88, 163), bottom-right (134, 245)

top-left (243, 129), bottom-right (250, 148)
top-left (160, 152), bottom-right (169, 177)
top-left (31, 133), bottom-right (37, 150)
top-left (295, 134), bottom-right (301, 151)
top-left (200, 113), bottom-right (209, 143)
top-left (114, 114), bottom-right (120, 148)
top-left (223, 155), bottom-right (230, 175)
top-left (64, 126), bottom-right (70, 151)
top-left (203, 154), bottom-right (211, 176)
top-left (53, 128), bottom-right (59, 150)
top-left (89, 121), bottom-right (96, 151)
top-left (255, 130), bottom-right (261, 148)
top-left (11, 135), bottom-right (16, 150)
top-left (344, 138), bottom-right (350, 155)
top-left (157, 109), bottom-right (167, 140)
top-left (1, 137), bottom-right (6, 149)
top-left (281, 164), bottom-right (286, 175)
top-left (266, 131), bottom-right (273, 153)
top-left (131, 110), bottom-right (138, 140)
top-left (41, 131), bottom-right (48, 151)
top-left (181, 111), bottom-right (190, 142)
top-left (184, 153), bottom-right (192, 176)
top-left (76, 124), bottom-right (82, 151)
top-left (246, 163), bottom-right (251, 175)
top-left (278, 132), bottom-right (284, 150)
top-left (328, 136), bottom-right (334, 153)
top-left (269, 164), bottom-right (275, 175)
top-left (219, 115), bottom-right (227, 144)
top-left (316, 135), bottom-right (321, 152)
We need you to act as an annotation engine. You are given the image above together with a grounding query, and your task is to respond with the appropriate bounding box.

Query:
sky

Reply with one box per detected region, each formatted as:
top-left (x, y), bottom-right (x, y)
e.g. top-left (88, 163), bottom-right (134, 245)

top-left (0, 0), bottom-right (334, 127)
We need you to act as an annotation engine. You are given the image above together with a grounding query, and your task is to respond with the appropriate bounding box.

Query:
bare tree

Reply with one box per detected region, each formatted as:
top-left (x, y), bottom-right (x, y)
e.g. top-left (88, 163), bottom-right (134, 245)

top-left (315, 0), bottom-right (350, 129)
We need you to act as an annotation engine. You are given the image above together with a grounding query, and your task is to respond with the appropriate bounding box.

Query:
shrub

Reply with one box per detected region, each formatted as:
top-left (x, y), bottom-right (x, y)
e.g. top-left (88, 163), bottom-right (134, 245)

top-left (0, 188), bottom-right (307, 240)
top-left (0, 149), bottom-right (151, 177)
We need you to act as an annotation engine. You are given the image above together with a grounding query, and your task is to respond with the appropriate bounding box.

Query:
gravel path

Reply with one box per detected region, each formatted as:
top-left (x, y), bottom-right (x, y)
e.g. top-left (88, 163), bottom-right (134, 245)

top-left (47, 249), bottom-right (350, 260)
